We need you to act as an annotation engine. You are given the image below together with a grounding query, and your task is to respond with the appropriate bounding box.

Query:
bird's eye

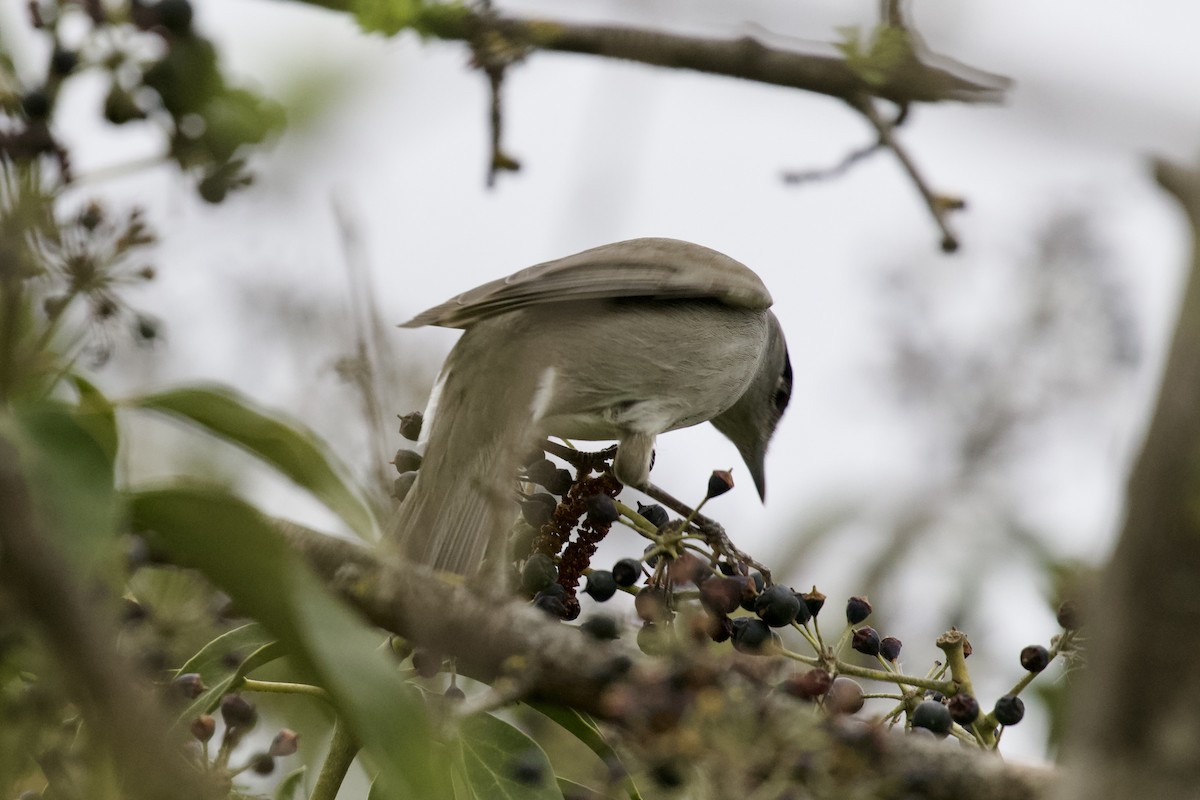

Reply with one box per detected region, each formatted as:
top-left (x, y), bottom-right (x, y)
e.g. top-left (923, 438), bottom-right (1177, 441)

top-left (773, 354), bottom-right (793, 413)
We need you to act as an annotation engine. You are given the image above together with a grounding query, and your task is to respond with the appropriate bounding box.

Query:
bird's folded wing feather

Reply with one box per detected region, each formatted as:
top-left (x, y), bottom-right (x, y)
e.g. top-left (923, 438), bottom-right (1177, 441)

top-left (401, 237), bottom-right (773, 329)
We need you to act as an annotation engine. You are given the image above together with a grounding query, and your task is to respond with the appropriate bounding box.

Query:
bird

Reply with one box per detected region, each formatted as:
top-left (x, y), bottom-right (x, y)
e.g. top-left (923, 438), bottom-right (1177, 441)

top-left (389, 237), bottom-right (792, 577)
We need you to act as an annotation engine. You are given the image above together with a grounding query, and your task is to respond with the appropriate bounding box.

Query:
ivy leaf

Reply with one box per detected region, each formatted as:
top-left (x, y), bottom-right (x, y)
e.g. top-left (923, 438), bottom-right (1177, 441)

top-left (458, 712), bottom-right (562, 800)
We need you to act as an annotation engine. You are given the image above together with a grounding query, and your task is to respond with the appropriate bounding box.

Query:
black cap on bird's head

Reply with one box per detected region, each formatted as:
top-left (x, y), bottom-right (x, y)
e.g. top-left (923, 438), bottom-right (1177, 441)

top-left (710, 313), bottom-right (792, 500)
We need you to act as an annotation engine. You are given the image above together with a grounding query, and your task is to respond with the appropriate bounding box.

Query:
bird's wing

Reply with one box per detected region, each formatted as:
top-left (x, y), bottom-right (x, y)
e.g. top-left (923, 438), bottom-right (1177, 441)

top-left (401, 238), bottom-right (773, 329)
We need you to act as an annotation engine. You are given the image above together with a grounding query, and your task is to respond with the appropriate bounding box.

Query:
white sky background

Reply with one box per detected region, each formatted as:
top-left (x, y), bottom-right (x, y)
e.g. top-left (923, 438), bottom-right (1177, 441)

top-left (5, 0), bottom-right (1199, 763)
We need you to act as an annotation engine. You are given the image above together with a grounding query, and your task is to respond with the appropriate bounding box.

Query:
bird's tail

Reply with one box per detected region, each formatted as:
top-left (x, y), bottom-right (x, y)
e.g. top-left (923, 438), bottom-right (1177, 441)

top-left (388, 324), bottom-right (539, 577)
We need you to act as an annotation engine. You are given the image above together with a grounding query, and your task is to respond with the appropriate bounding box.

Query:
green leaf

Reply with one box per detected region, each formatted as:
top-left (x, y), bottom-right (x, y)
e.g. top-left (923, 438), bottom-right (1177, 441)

top-left (458, 713), bottom-right (562, 800)
top-left (173, 622), bottom-right (286, 722)
top-left (69, 375), bottom-right (118, 463)
top-left (3, 403), bottom-right (121, 578)
top-left (128, 486), bottom-right (445, 800)
top-left (275, 766), bottom-right (307, 800)
top-left (129, 384), bottom-right (378, 540)
top-left (555, 778), bottom-right (604, 800)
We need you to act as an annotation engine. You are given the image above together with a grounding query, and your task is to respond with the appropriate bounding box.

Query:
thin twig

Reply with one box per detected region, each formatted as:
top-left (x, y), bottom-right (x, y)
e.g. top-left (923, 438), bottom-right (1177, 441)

top-left (854, 94), bottom-right (964, 252)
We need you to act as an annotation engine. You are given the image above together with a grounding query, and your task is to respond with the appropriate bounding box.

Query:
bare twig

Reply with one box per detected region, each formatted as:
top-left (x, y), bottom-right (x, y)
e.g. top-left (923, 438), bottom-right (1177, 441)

top-left (781, 139), bottom-right (884, 185)
top-left (854, 95), bottom-right (964, 252)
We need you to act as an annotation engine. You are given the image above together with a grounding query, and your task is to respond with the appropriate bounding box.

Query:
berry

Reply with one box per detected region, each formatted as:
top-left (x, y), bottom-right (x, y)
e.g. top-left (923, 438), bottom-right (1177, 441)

top-left (731, 617), bottom-right (772, 653)
top-left (156, 0), bottom-right (194, 34)
top-left (825, 677), bottom-right (864, 714)
top-left (250, 753), bottom-right (275, 775)
top-left (190, 714), bottom-right (215, 742)
top-left (397, 411), bottom-right (423, 441)
top-left (706, 469), bottom-right (734, 498)
top-left (532, 591), bottom-right (569, 618)
top-left (392, 448), bottom-right (422, 474)
top-left (1019, 644), bottom-right (1050, 673)
top-left (580, 615), bottom-right (620, 640)
top-left (700, 578), bottom-right (744, 618)
top-left (51, 49), bottom-right (79, 77)
top-left (993, 695), bottom-right (1025, 726)
top-left (172, 672), bottom-right (205, 699)
top-left (851, 626), bottom-right (881, 657)
top-left (544, 468), bottom-right (574, 496)
top-left (879, 636), bottom-right (903, 662)
top-left (636, 502), bottom-right (669, 529)
top-left (911, 700), bottom-right (952, 736)
top-left (1057, 599), bottom-right (1081, 631)
top-left (801, 587), bottom-right (826, 618)
top-left (585, 493), bottom-right (618, 525)
top-left (520, 495), bottom-right (555, 527)
top-left (612, 558), bottom-right (642, 587)
top-left (791, 592), bottom-right (813, 625)
top-left (583, 570), bottom-right (618, 602)
top-left (220, 694), bottom-right (256, 729)
top-left (634, 586), bottom-right (669, 623)
top-left (738, 572), bottom-right (765, 612)
top-left (521, 553), bottom-right (557, 594)
top-left (21, 90), bottom-right (50, 119)
top-left (947, 693), bottom-right (980, 726)
top-left (845, 596), bottom-right (872, 625)
top-left (754, 584), bottom-right (801, 627)
top-left (270, 729), bottom-right (299, 756)
top-left (392, 471), bottom-right (417, 502)
top-left (637, 622), bottom-right (670, 656)
top-left (782, 668), bottom-right (833, 700)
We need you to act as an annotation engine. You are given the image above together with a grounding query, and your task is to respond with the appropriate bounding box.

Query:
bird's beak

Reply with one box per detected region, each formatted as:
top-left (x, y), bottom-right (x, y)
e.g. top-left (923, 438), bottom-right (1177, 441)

top-left (746, 445), bottom-right (767, 501)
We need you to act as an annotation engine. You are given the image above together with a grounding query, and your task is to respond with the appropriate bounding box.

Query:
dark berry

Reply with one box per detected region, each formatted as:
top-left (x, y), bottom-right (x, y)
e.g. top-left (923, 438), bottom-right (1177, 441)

top-left (846, 596), bottom-right (872, 625)
top-left (532, 591), bottom-right (569, 618)
top-left (172, 672), bottom-right (205, 699)
top-left (947, 693), bottom-right (980, 725)
top-left (993, 695), bottom-right (1025, 726)
top-left (523, 459), bottom-right (556, 487)
top-left (392, 448), bottom-right (422, 473)
top-left (706, 469), bottom-right (734, 499)
top-left (51, 48), bottom-right (79, 77)
top-left (521, 553), bottom-right (557, 594)
top-left (636, 502), bottom-right (668, 529)
top-left (851, 626), bottom-right (881, 657)
top-left (1056, 599), bottom-right (1081, 631)
top-left (801, 587), bottom-right (826, 618)
top-left (791, 592), bottom-right (813, 625)
top-left (585, 493), bottom-right (619, 525)
top-left (219, 693), bottom-right (256, 728)
top-left (580, 615), bottom-right (620, 640)
top-left (879, 636), bottom-right (903, 662)
top-left (612, 558), bottom-right (642, 587)
top-left (1020, 645), bottom-right (1050, 673)
top-left (738, 572), bottom-right (765, 612)
top-left (544, 468), bottom-right (574, 496)
top-left (924, 689), bottom-right (946, 703)
top-left (392, 471), bottom-right (417, 502)
top-left (731, 617), bottom-right (773, 653)
top-left (397, 411), bottom-right (423, 441)
top-left (782, 668), bottom-right (833, 700)
top-left (705, 613), bottom-right (733, 643)
top-left (250, 753), bottom-right (275, 775)
top-left (21, 90), bottom-right (50, 119)
top-left (520, 497), bottom-right (554, 528)
top-left (583, 570), bottom-right (618, 602)
top-left (156, 0), bottom-right (194, 34)
top-left (825, 677), bottom-right (864, 714)
top-left (754, 584), bottom-right (801, 627)
top-left (700, 578), bottom-right (744, 618)
top-left (911, 700), bottom-right (952, 736)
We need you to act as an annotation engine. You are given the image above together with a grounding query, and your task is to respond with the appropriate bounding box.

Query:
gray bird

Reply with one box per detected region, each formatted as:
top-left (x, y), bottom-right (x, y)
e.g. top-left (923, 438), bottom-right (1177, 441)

top-left (390, 238), bottom-right (792, 576)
